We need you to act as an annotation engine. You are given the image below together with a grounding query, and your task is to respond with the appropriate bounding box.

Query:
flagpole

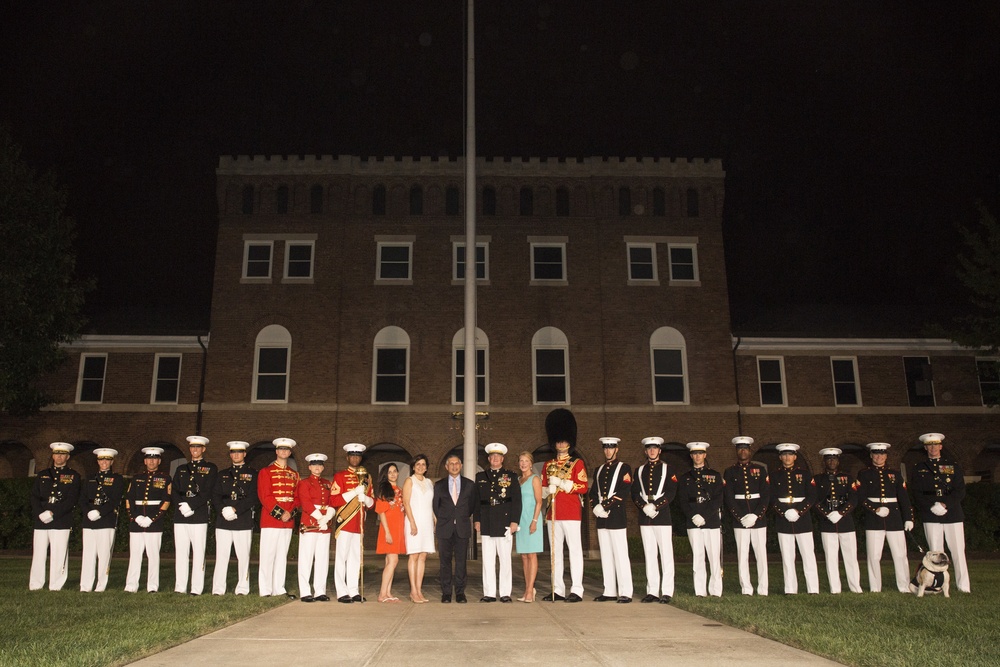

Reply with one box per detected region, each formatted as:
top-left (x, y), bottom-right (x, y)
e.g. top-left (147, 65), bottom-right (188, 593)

top-left (462, 0), bottom-right (478, 483)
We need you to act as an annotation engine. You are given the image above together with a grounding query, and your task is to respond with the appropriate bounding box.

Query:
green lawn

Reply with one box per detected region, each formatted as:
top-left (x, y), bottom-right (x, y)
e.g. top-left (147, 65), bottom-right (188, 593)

top-left (0, 557), bottom-right (287, 667)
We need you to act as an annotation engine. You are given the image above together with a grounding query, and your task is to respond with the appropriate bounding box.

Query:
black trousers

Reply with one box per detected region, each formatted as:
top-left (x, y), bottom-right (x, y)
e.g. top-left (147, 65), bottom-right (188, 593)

top-left (438, 535), bottom-right (469, 595)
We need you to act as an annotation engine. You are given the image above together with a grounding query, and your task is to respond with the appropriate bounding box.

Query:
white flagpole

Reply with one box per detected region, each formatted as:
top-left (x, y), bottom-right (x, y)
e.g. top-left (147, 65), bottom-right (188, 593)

top-left (462, 0), bottom-right (478, 482)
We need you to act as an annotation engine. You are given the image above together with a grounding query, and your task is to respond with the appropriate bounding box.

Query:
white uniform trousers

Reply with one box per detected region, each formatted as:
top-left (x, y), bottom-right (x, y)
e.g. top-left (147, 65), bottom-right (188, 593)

top-left (258, 527), bottom-right (292, 596)
top-left (334, 530), bottom-right (362, 598)
top-left (174, 523), bottom-right (208, 594)
top-left (297, 531), bottom-right (331, 598)
top-left (865, 529), bottom-right (909, 592)
top-left (80, 527), bottom-right (115, 592)
top-left (481, 533), bottom-right (514, 598)
top-left (596, 528), bottom-right (633, 598)
top-left (551, 520), bottom-right (584, 597)
top-left (213, 528), bottom-right (252, 595)
top-left (125, 532), bottom-right (162, 592)
top-left (924, 522), bottom-right (970, 593)
top-left (687, 528), bottom-right (722, 597)
top-left (777, 531), bottom-right (819, 594)
top-left (734, 526), bottom-right (768, 595)
top-left (29, 529), bottom-right (71, 591)
top-left (639, 525), bottom-right (674, 597)
top-left (820, 532), bottom-right (862, 594)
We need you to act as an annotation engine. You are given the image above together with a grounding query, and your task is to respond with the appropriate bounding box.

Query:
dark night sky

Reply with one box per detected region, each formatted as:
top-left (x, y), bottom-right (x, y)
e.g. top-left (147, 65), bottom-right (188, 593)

top-left (2, 1), bottom-right (999, 335)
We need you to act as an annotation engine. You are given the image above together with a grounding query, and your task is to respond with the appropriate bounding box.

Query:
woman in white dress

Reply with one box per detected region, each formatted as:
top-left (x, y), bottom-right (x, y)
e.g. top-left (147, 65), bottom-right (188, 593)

top-left (403, 454), bottom-right (435, 603)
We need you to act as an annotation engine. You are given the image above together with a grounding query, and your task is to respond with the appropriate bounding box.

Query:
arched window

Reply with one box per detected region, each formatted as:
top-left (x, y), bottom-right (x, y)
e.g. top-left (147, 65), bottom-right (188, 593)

top-left (309, 184), bottom-right (323, 213)
top-left (373, 326), bottom-right (410, 404)
top-left (650, 327), bottom-right (688, 404)
top-left (241, 185), bottom-right (254, 215)
top-left (519, 186), bottom-right (534, 216)
top-left (372, 184), bottom-right (387, 215)
top-left (275, 185), bottom-right (289, 214)
top-left (686, 187), bottom-right (699, 217)
top-left (253, 325), bottom-right (291, 403)
top-left (532, 327), bottom-right (569, 404)
top-left (445, 186), bottom-right (461, 215)
top-left (452, 328), bottom-right (489, 404)
top-left (482, 186), bottom-right (497, 216)
top-left (409, 185), bottom-right (423, 215)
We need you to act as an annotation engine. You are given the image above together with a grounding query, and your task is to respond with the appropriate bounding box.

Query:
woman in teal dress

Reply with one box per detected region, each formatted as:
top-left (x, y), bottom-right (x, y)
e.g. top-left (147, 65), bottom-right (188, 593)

top-left (515, 451), bottom-right (543, 602)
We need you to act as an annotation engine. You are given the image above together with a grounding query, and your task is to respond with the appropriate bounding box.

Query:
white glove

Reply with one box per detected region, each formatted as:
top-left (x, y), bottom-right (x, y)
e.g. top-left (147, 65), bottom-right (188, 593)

top-left (221, 506), bottom-right (237, 521)
top-left (876, 507), bottom-right (890, 518)
top-left (504, 526), bottom-right (512, 538)
top-left (179, 502), bottom-right (194, 518)
top-left (39, 511), bottom-right (54, 524)
top-left (691, 514), bottom-right (705, 527)
top-left (319, 522), bottom-right (329, 531)
top-left (322, 508), bottom-right (335, 524)
top-left (359, 491), bottom-right (374, 508)
top-left (784, 509), bottom-right (800, 522)
top-left (593, 504), bottom-right (609, 519)
top-left (931, 502), bottom-right (947, 516)
top-left (904, 521), bottom-right (914, 532)
top-left (740, 513), bottom-right (757, 528)
top-left (87, 509), bottom-right (101, 522)
top-left (136, 515), bottom-right (152, 528)
top-left (642, 503), bottom-right (658, 518)
top-left (560, 478), bottom-right (574, 493)
top-left (546, 481), bottom-right (558, 496)
top-left (310, 509), bottom-right (323, 522)
top-left (827, 511), bottom-right (843, 524)
top-left (342, 487), bottom-right (358, 503)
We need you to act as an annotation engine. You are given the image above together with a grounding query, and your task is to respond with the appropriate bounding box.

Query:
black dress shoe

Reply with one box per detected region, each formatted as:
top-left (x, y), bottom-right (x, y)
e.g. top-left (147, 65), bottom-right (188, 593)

top-left (456, 593), bottom-right (467, 603)
top-left (550, 593), bottom-right (566, 601)
top-left (566, 593), bottom-right (583, 603)
top-left (338, 596), bottom-right (353, 603)
top-left (659, 595), bottom-right (672, 604)
top-left (640, 594), bottom-right (659, 603)
top-left (499, 596), bottom-right (512, 603)
top-left (617, 596), bottom-right (632, 603)
top-left (315, 595), bottom-right (330, 602)
top-left (594, 595), bottom-right (616, 602)
top-left (441, 594), bottom-right (452, 603)
top-left (300, 595), bottom-right (314, 603)
top-left (480, 596), bottom-right (496, 603)
top-left (286, 593), bottom-right (297, 600)
top-left (351, 594), bottom-right (365, 603)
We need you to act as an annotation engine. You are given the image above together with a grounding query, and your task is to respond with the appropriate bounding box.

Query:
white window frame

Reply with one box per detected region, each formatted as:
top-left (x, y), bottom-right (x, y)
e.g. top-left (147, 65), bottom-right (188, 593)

top-left (667, 243), bottom-right (699, 284)
top-left (76, 353), bottom-right (108, 404)
top-left (452, 239), bottom-right (490, 284)
top-left (283, 240), bottom-right (315, 281)
top-left (150, 353), bottom-right (182, 404)
top-left (252, 325), bottom-right (291, 403)
top-left (830, 356), bottom-right (862, 407)
top-left (976, 357), bottom-right (1000, 406)
top-left (372, 326), bottom-right (410, 405)
top-left (376, 239), bottom-right (414, 284)
top-left (627, 242), bottom-right (659, 284)
top-left (529, 238), bottom-right (568, 285)
top-left (757, 356), bottom-right (787, 407)
top-left (650, 327), bottom-right (689, 405)
top-left (452, 328), bottom-right (489, 405)
top-left (531, 327), bottom-right (570, 405)
top-left (242, 240), bottom-right (273, 281)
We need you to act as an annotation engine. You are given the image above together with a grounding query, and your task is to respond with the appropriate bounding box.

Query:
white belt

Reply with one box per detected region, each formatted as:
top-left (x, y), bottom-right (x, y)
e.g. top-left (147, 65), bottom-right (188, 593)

top-left (274, 497), bottom-right (294, 503)
top-left (868, 497), bottom-right (897, 503)
top-left (778, 497), bottom-right (805, 503)
top-left (736, 493), bottom-right (760, 500)
top-left (133, 500), bottom-right (161, 505)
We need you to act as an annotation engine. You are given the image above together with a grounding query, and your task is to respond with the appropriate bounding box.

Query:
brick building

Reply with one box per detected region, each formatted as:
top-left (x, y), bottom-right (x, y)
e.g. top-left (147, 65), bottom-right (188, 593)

top-left (2, 154), bottom-right (998, 550)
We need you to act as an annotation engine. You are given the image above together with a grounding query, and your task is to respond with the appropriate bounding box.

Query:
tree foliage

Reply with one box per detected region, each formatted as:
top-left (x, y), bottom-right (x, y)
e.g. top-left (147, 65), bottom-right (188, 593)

top-left (0, 127), bottom-right (91, 416)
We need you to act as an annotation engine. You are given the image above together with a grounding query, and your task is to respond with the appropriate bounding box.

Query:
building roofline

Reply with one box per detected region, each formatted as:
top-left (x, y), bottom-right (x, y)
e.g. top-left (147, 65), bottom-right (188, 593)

top-left (63, 334), bottom-right (209, 350)
top-left (732, 336), bottom-right (979, 353)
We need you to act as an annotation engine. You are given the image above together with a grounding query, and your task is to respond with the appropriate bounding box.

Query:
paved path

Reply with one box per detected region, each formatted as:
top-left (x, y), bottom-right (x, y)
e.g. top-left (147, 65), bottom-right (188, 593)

top-left (129, 561), bottom-right (841, 666)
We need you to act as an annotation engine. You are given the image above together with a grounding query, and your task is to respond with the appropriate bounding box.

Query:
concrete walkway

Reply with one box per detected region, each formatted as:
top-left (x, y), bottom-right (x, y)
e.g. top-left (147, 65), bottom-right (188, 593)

top-left (129, 561), bottom-right (841, 667)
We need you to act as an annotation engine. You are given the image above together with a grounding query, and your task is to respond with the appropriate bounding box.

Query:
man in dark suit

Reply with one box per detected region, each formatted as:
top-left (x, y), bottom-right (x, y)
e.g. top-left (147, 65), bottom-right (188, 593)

top-left (433, 454), bottom-right (476, 603)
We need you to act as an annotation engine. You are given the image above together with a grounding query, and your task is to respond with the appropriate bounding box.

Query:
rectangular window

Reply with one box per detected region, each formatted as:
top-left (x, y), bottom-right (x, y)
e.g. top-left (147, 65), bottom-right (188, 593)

top-left (668, 244), bottom-right (698, 281)
top-left (977, 359), bottom-right (1000, 406)
top-left (534, 348), bottom-right (567, 403)
top-left (627, 243), bottom-right (657, 282)
top-left (454, 348), bottom-right (487, 404)
top-left (652, 349), bottom-right (685, 403)
top-left (904, 356), bottom-right (935, 407)
top-left (757, 357), bottom-right (786, 406)
top-left (377, 242), bottom-right (412, 281)
top-left (285, 241), bottom-right (314, 279)
top-left (77, 354), bottom-right (107, 403)
top-left (831, 357), bottom-right (860, 406)
top-left (454, 243), bottom-right (488, 281)
top-left (151, 354), bottom-right (181, 404)
top-left (531, 243), bottom-right (566, 282)
top-left (374, 348), bottom-right (408, 403)
top-left (255, 347), bottom-right (289, 402)
top-left (243, 241), bottom-right (273, 279)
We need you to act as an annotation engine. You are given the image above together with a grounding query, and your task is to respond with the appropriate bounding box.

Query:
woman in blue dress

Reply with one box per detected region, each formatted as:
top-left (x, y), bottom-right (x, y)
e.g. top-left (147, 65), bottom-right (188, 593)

top-left (515, 451), bottom-right (543, 602)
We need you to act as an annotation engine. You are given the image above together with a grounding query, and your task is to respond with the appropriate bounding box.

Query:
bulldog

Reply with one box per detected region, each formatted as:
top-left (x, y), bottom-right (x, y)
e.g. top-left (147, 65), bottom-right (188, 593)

top-left (908, 550), bottom-right (951, 597)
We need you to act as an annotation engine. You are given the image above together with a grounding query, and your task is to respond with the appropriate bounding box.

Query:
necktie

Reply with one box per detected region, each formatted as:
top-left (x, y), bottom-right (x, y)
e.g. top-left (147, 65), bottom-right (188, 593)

top-left (451, 476), bottom-right (459, 504)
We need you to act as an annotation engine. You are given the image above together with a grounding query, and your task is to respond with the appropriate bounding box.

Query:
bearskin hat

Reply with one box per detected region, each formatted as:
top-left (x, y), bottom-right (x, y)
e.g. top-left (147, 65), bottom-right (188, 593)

top-left (545, 408), bottom-right (577, 448)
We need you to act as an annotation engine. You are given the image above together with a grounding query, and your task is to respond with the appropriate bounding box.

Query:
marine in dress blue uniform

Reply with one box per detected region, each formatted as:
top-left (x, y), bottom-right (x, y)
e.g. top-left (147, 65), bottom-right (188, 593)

top-left (212, 440), bottom-right (259, 595)
top-left (857, 442), bottom-right (913, 592)
top-left (588, 437), bottom-right (633, 602)
top-left (125, 447), bottom-right (172, 593)
top-left (79, 447), bottom-right (125, 592)
top-left (770, 443), bottom-right (819, 594)
top-left (474, 442), bottom-right (522, 602)
top-left (678, 442), bottom-right (724, 597)
top-left (723, 436), bottom-right (770, 596)
top-left (812, 448), bottom-right (861, 594)
top-left (171, 435), bottom-right (218, 595)
top-left (29, 442), bottom-right (82, 591)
